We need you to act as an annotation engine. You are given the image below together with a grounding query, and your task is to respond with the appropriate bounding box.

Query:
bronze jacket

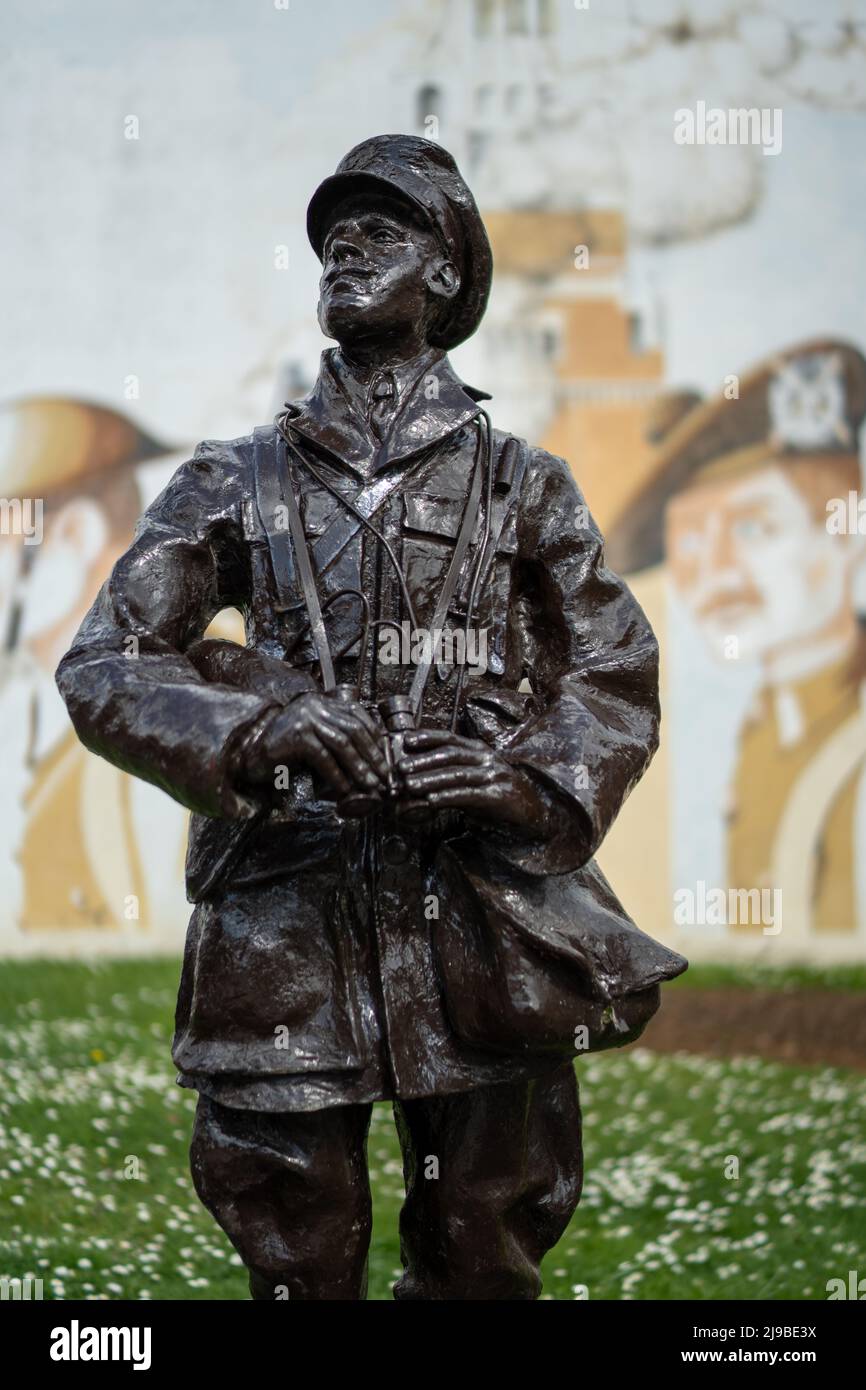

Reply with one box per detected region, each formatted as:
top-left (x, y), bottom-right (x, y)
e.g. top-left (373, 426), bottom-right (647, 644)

top-left (56, 351), bottom-right (686, 1111)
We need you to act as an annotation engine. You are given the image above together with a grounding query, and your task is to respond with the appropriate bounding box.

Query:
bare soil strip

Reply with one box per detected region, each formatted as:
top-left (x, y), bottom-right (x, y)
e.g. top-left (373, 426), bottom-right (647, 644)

top-left (640, 988), bottom-right (866, 1071)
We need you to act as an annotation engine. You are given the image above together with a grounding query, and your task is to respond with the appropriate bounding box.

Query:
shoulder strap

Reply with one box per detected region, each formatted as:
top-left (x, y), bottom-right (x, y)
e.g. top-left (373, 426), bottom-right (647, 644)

top-left (437, 429), bottom-right (528, 731)
top-left (253, 425), bottom-right (336, 690)
top-left (253, 425), bottom-right (297, 613)
top-left (489, 434), bottom-right (529, 550)
top-left (408, 422), bottom-right (486, 717)
top-left (281, 449), bottom-right (337, 692)
top-left (454, 433), bottom-right (528, 613)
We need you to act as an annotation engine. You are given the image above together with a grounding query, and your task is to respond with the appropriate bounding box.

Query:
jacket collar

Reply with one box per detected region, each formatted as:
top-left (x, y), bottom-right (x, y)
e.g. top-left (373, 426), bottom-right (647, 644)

top-left (282, 347), bottom-right (490, 475)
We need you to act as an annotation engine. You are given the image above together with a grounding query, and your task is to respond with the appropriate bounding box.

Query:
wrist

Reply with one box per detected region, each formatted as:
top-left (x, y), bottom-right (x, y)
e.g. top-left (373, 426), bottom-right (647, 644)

top-left (510, 766), bottom-right (558, 836)
top-left (235, 705), bottom-right (292, 789)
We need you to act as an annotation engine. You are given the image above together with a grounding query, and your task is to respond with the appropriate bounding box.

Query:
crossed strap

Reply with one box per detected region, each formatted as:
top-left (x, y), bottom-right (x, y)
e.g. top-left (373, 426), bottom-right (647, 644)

top-left (252, 421), bottom-right (527, 716)
top-left (253, 424), bottom-right (430, 611)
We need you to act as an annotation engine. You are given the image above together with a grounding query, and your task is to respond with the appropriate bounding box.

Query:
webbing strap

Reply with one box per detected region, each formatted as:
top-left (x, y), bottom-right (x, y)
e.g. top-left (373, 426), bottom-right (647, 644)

top-left (408, 423), bottom-right (485, 717)
top-left (278, 440), bottom-right (337, 692)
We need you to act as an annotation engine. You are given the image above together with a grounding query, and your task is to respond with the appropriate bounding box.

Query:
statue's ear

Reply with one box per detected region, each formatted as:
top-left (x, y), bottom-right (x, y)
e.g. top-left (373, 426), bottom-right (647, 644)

top-left (424, 258), bottom-right (460, 304)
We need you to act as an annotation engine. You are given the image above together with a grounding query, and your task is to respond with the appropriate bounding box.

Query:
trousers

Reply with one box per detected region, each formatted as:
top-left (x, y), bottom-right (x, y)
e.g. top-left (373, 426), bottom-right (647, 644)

top-left (189, 1059), bottom-right (583, 1300)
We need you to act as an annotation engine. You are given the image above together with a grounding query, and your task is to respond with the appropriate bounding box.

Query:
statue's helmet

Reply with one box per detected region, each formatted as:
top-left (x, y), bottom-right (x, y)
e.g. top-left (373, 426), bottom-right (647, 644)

top-left (307, 135), bottom-right (493, 351)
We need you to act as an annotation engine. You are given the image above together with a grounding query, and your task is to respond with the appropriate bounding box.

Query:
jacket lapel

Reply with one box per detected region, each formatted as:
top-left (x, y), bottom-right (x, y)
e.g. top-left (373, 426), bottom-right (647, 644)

top-left (377, 355), bottom-right (490, 468)
top-left (284, 350), bottom-right (490, 474)
top-left (283, 354), bottom-right (373, 473)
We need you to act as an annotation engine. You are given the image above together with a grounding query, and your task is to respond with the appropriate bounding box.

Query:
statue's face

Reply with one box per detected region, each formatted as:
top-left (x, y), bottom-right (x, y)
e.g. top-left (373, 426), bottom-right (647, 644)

top-left (317, 193), bottom-right (457, 349)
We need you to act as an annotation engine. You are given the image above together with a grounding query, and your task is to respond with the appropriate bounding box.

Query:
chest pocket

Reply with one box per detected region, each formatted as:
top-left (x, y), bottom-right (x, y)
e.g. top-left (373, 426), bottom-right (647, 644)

top-left (300, 486), bottom-right (341, 537)
top-left (402, 493), bottom-right (518, 678)
top-left (399, 493), bottom-right (464, 639)
top-left (247, 481), bottom-right (347, 663)
top-left (402, 493), bottom-right (475, 543)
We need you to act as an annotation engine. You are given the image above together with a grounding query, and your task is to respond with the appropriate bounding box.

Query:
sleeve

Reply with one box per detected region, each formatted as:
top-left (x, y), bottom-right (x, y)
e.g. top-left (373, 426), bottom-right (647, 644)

top-left (494, 450), bottom-right (660, 876)
top-left (55, 442), bottom-right (282, 820)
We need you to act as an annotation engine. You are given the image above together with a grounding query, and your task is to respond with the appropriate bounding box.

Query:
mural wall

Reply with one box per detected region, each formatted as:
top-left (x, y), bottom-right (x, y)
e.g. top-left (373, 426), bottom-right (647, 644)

top-left (3, 0), bottom-right (865, 961)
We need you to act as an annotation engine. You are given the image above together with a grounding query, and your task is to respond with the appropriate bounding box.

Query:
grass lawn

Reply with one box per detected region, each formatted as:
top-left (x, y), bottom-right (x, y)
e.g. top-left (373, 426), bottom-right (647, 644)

top-left (668, 961), bottom-right (866, 993)
top-left (1, 959), bottom-right (864, 1301)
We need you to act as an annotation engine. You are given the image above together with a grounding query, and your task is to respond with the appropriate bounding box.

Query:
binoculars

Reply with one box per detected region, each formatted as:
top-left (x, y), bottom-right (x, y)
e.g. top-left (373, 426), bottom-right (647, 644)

top-left (328, 685), bottom-right (416, 819)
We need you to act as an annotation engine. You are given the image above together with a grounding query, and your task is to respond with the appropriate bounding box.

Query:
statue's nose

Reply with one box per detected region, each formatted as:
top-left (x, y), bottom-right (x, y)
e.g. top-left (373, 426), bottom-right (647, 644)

top-left (331, 235), bottom-right (361, 262)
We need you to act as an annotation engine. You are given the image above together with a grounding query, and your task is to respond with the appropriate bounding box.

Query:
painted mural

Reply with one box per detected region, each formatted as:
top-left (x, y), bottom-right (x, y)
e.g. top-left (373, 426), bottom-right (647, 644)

top-left (3, 0), bottom-right (866, 961)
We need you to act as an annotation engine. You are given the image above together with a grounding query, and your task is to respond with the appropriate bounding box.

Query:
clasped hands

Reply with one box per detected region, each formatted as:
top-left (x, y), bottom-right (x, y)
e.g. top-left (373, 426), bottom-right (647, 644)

top-left (241, 692), bottom-right (549, 831)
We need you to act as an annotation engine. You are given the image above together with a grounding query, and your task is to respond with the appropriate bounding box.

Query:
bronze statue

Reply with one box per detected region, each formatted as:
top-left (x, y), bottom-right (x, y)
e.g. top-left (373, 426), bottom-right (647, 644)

top-left (57, 135), bottom-right (686, 1300)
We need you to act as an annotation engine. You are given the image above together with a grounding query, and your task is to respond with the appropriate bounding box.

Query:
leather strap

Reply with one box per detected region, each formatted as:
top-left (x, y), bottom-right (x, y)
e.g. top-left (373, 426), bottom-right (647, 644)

top-left (408, 422), bottom-right (485, 717)
top-left (255, 424), bottom-right (406, 612)
top-left (310, 470), bottom-right (401, 581)
top-left (253, 420), bottom-right (523, 712)
top-left (279, 442), bottom-right (337, 692)
top-left (253, 425), bottom-right (297, 612)
top-left (461, 435), bottom-right (528, 610)
top-left (293, 419), bottom-right (475, 585)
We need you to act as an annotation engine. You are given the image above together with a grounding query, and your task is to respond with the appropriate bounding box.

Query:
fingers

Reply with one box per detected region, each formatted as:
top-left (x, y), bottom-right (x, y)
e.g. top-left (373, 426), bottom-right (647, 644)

top-left (399, 750), bottom-right (489, 778)
top-left (399, 730), bottom-right (488, 784)
top-left (402, 763), bottom-right (499, 797)
top-left (323, 705), bottom-right (389, 782)
top-left (266, 703), bottom-right (506, 802)
top-left (352, 703), bottom-right (382, 739)
top-left (302, 694), bottom-right (388, 786)
top-left (298, 736), bottom-right (353, 799)
top-left (313, 717), bottom-right (383, 792)
top-left (401, 730), bottom-right (479, 753)
top-left (258, 695), bottom-right (384, 797)
top-left (331, 698), bottom-right (381, 741)
top-left (411, 786), bottom-right (496, 812)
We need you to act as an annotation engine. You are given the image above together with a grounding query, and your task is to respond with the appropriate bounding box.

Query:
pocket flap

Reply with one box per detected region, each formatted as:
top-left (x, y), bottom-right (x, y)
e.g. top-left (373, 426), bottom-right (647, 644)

top-left (300, 488), bottom-right (340, 536)
top-left (403, 492), bottom-right (516, 549)
top-left (403, 493), bottom-right (466, 539)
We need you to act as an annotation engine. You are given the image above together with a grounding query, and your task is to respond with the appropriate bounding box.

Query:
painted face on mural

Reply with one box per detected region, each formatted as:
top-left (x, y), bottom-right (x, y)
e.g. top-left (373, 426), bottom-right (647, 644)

top-left (666, 461), bottom-right (862, 664)
top-left (0, 497), bottom-right (128, 678)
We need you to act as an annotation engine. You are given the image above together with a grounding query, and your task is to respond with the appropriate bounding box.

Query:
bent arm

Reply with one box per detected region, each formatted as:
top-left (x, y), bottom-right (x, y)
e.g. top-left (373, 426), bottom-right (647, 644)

top-left (498, 452), bottom-right (660, 875)
top-left (56, 450), bottom-right (281, 820)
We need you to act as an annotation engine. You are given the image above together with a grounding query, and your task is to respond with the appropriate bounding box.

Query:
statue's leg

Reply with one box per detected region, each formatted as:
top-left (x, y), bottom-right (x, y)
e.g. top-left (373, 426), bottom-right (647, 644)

top-left (392, 1061), bottom-right (583, 1300)
top-left (189, 1093), bottom-right (374, 1300)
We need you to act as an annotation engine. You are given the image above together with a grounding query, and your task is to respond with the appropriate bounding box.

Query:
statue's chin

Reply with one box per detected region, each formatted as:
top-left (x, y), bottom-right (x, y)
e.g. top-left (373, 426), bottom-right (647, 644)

top-left (319, 288), bottom-right (427, 353)
top-left (318, 298), bottom-right (370, 345)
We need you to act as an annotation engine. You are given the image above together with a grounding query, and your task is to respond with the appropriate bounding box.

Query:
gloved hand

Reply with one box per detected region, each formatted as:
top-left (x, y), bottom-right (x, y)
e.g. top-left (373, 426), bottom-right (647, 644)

top-left (396, 729), bottom-right (557, 834)
top-left (240, 692), bottom-right (388, 801)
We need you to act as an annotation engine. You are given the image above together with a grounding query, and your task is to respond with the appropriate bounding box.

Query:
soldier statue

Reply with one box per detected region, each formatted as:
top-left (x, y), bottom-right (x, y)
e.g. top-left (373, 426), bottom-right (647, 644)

top-left (57, 136), bottom-right (686, 1300)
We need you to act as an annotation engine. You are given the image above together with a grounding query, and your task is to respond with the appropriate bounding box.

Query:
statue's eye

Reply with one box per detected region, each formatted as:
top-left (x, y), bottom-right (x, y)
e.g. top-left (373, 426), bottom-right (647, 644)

top-left (371, 227), bottom-right (398, 243)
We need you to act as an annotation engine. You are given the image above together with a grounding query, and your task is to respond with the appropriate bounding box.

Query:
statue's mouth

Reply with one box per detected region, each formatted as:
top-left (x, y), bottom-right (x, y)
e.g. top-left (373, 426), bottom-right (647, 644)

top-left (326, 266), bottom-right (374, 289)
